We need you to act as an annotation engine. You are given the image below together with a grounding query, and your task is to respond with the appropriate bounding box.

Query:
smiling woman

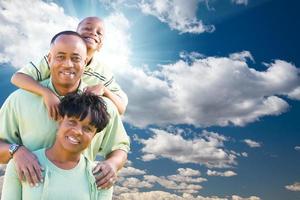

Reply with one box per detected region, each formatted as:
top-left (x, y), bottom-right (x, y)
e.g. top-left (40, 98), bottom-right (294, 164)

top-left (1, 92), bottom-right (110, 200)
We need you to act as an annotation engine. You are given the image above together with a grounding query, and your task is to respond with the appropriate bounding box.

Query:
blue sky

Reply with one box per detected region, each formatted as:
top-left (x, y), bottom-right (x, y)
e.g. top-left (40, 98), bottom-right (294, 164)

top-left (0, 0), bottom-right (300, 199)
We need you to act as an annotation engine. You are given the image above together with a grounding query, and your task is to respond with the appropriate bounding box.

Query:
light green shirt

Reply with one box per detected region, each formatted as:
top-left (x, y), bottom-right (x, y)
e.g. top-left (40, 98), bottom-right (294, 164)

top-left (1, 149), bottom-right (112, 200)
top-left (0, 78), bottom-right (130, 159)
top-left (18, 55), bottom-right (128, 106)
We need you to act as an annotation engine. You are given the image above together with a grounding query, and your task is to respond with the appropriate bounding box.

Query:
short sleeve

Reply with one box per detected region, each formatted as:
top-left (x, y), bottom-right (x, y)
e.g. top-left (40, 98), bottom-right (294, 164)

top-left (17, 56), bottom-right (50, 81)
top-left (1, 160), bottom-right (22, 200)
top-left (0, 93), bottom-right (22, 145)
top-left (102, 69), bottom-right (128, 107)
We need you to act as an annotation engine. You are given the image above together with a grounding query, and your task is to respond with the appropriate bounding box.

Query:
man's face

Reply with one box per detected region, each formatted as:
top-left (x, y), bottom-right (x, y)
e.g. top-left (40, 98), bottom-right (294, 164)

top-left (56, 114), bottom-right (97, 154)
top-left (77, 17), bottom-right (104, 52)
top-left (48, 35), bottom-right (87, 89)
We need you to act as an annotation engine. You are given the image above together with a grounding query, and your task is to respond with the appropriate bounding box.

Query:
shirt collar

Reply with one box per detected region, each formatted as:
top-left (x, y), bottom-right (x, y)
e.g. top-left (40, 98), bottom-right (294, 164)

top-left (42, 77), bottom-right (87, 99)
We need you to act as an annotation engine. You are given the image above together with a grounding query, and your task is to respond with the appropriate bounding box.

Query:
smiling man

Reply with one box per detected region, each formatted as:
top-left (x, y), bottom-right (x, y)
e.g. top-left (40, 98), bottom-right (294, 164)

top-left (0, 31), bottom-right (130, 199)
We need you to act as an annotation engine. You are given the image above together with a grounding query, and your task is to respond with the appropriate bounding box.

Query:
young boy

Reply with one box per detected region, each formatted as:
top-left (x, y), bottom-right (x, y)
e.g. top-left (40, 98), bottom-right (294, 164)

top-left (11, 16), bottom-right (127, 119)
top-left (1, 92), bottom-right (112, 200)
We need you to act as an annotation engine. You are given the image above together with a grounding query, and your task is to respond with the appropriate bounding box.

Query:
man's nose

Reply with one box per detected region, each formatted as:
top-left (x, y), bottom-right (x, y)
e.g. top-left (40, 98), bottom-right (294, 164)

top-left (62, 59), bottom-right (74, 68)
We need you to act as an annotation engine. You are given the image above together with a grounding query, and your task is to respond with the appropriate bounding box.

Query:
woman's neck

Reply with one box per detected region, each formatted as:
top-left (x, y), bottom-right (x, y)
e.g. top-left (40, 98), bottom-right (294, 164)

top-left (46, 146), bottom-right (81, 170)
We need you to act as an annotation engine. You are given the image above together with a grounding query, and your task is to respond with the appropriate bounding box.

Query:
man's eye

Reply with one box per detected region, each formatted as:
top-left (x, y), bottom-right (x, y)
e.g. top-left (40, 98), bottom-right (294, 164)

top-left (56, 55), bottom-right (64, 61)
top-left (72, 57), bottom-right (81, 62)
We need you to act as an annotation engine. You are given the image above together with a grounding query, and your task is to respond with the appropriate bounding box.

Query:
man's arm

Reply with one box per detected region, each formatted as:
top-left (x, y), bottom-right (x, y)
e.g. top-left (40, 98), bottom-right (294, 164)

top-left (93, 149), bottom-right (127, 188)
top-left (0, 139), bottom-right (42, 186)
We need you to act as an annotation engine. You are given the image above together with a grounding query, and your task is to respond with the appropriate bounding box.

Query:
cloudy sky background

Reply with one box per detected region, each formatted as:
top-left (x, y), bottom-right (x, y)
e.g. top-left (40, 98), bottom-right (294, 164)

top-left (0, 0), bottom-right (300, 199)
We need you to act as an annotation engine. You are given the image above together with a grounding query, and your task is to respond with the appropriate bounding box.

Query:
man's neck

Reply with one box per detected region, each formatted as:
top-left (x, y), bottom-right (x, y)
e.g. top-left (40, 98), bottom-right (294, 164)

top-left (52, 81), bottom-right (80, 96)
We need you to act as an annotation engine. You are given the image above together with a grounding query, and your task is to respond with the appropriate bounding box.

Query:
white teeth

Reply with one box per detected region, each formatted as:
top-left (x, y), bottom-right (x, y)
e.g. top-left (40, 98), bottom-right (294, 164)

top-left (67, 136), bottom-right (80, 144)
top-left (85, 37), bottom-right (97, 43)
top-left (61, 71), bottom-right (75, 77)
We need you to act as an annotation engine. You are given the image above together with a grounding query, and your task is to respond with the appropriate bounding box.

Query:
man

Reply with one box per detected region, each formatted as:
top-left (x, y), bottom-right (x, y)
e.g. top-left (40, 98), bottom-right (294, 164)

top-left (0, 31), bottom-right (130, 196)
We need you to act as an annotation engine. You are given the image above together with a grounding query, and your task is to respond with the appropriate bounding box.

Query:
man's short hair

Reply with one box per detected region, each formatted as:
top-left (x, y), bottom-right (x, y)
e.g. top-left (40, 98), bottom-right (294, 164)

top-left (50, 30), bottom-right (86, 46)
top-left (58, 92), bottom-right (110, 133)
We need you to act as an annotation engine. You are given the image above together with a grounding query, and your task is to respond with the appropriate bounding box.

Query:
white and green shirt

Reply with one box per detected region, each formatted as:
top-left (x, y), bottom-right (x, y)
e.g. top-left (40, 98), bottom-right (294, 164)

top-left (1, 149), bottom-right (112, 200)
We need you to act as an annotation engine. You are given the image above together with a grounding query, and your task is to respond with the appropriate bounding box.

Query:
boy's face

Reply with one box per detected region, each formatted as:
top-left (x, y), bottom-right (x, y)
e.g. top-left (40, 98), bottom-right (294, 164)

top-left (77, 17), bottom-right (104, 52)
top-left (56, 114), bottom-right (97, 154)
top-left (48, 35), bottom-right (87, 90)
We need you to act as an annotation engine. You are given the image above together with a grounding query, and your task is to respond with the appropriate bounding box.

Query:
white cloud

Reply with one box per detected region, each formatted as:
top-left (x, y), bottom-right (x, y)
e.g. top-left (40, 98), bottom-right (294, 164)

top-left (99, 12), bottom-right (131, 71)
top-left (231, 0), bottom-right (248, 6)
top-left (119, 166), bottom-right (146, 176)
top-left (241, 152), bottom-right (248, 157)
top-left (100, 0), bottom-right (215, 34)
top-left (114, 185), bottom-right (139, 195)
top-left (229, 51), bottom-right (254, 62)
top-left (231, 195), bottom-right (260, 200)
top-left (114, 191), bottom-right (261, 200)
top-left (167, 168), bottom-right (207, 183)
top-left (207, 169), bottom-right (237, 177)
top-left (121, 177), bottom-right (154, 188)
top-left (144, 175), bottom-right (203, 193)
top-left (123, 53), bottom-right (299, 128)
top-left (139, 129), bottom-right (237, 168)
top-left (139, 0), bottom-right (215, 34)
top-left (243, 139), bottom-right (261, 148)
top-left (177, 168), bottom-right (201, 176)
top-left (0, 0), bottom-right (77, 67)
top-left (295, 146), bottom-right (300, 151)
top-left (285, 182), bottom-right (300, 192)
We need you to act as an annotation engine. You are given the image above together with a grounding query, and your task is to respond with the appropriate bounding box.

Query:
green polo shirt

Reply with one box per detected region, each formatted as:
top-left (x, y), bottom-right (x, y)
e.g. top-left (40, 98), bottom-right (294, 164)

top-left (0, 78), bottom-right (130, 160)
top-left (1, 149), bottom-right (112, 200)
top-left (18, 55), bottom-right (128, 106)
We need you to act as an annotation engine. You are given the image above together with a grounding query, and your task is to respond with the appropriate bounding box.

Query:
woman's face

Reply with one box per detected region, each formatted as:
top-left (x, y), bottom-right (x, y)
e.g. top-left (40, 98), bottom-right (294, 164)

top-left (56, 114), bottom-right (97, 154)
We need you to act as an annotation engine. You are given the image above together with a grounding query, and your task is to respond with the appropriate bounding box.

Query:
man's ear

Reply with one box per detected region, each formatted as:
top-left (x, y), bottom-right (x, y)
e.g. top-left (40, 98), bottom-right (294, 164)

top-left (47, 52), bottom-right (52, 62)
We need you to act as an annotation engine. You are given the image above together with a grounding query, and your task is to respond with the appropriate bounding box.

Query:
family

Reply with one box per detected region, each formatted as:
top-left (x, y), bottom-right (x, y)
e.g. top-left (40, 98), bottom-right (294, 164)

top-left (0, 17), bottom-right (130, 199)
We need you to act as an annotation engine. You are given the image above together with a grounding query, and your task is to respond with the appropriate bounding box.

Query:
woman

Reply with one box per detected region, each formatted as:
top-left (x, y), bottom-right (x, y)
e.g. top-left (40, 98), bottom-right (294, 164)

top-left (1, 92), bottom-right (110, 200)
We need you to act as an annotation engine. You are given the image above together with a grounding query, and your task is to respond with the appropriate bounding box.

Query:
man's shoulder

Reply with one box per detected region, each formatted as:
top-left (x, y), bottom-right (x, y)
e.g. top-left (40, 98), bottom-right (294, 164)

top-left (101, 96), bottom-right (118, 116)
top-left (5, 88), bottom-right (42, 106)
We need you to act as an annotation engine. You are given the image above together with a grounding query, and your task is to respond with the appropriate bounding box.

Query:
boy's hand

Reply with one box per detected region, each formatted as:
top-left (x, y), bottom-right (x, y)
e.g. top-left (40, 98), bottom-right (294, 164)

top-left (84, 84), bottom-right (105, 96)
top-left (92, 161), bottom-right (117, 189)
top-left (42, 89), bottom-right (60, 120)
top-left (13, 146), bottom-right (43, 187)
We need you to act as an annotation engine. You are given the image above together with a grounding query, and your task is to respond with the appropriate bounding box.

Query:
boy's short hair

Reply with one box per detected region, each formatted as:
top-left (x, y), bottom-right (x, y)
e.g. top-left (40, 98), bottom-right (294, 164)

top-left (50, 30), bottom-right (86, 46)
top-left (58, 92), bottom-right (110, 133)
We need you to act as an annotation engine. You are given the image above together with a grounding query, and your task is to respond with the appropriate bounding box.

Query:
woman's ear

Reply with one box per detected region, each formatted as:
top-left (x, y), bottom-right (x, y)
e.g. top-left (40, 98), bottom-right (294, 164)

top-left (57, 115), bottom-right (63, 124)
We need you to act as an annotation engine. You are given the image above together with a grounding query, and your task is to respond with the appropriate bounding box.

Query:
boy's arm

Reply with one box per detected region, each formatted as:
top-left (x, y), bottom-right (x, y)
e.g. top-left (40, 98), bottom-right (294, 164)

top-left (103, 86), bottom-right (126, 115)
top-left (11, 73), bottom-right (60, 120)
top-left (84, 84), bottom-right (127, 115)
